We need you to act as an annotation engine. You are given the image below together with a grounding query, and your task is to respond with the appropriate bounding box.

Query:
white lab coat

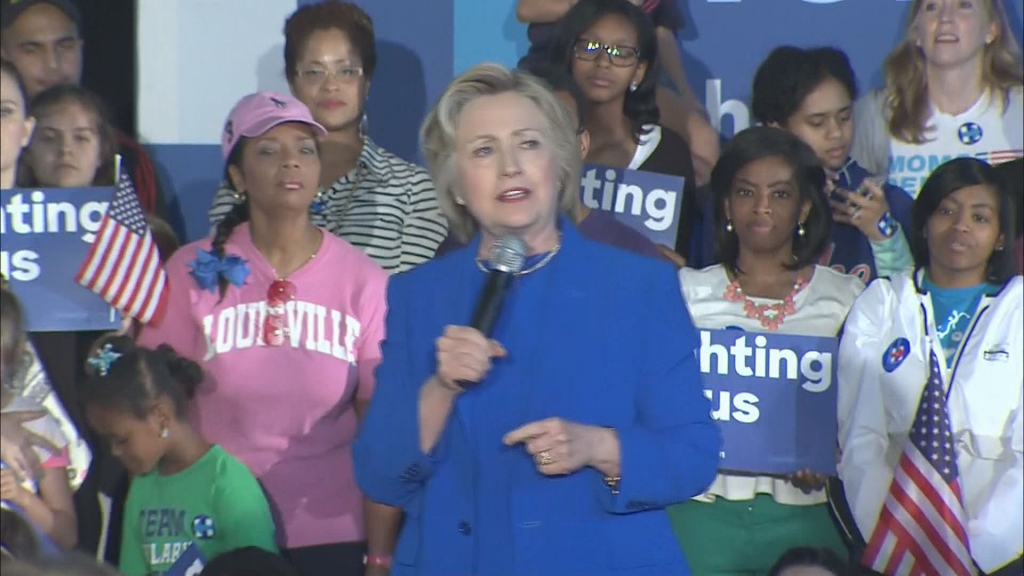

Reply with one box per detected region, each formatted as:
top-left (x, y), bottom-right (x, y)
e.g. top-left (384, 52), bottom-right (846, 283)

top-left (838, 270), bottom-right (1023, 574)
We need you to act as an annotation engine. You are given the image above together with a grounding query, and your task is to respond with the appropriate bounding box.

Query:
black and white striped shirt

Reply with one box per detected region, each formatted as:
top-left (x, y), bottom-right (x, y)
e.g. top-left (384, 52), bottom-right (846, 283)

top-left (208, 138), bottom-right (448, 273)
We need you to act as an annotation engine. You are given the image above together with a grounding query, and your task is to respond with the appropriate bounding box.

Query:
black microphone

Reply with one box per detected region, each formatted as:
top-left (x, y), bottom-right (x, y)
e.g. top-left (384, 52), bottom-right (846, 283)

top-left (471, 235), bottom-right (526, 337)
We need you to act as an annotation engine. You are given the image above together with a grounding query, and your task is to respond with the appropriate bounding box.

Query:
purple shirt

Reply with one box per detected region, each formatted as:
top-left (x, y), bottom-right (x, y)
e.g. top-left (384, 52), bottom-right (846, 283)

top-left (433, 210), bottom-right (661, 259)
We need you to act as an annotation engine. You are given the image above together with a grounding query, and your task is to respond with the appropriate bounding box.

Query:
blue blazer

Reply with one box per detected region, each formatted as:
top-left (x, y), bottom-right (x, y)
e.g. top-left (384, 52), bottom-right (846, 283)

top-left (354, 221), bottom-right (720, 576)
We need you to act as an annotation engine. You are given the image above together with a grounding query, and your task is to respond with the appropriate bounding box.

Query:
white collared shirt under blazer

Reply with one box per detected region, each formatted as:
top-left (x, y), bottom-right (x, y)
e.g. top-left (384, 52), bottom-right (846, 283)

top-left (838, 271), bottom-right (1024, 573)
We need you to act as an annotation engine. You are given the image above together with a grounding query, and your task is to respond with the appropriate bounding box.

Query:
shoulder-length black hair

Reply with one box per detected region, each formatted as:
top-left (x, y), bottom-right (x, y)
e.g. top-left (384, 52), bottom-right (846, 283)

top-left (911, 157), bottom-right (1018, 284)
top-left (751, 45), bottom-right (858, 125)
top-left (547, 0), bottom-right (659, 142)
top-left (710, 126), bottom-right (831, 274)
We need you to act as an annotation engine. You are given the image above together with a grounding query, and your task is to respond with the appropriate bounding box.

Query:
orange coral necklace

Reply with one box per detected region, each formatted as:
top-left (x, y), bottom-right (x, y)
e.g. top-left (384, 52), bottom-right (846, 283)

top-left (723, 275), bottom-right (809, 332)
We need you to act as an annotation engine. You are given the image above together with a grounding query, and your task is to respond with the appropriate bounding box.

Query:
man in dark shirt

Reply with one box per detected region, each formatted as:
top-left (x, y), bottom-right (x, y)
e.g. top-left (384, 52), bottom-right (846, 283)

top-left (1, 0), bottom-right (164, 215)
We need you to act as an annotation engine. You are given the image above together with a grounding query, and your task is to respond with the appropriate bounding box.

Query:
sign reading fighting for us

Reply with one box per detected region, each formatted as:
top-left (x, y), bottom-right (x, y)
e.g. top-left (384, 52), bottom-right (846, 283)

top-left (700, 329), bottom-right (838, 476)
top-left (0, 188), bottom-right (120, 332)
top-left (579, 165), bottom-right (683, 247)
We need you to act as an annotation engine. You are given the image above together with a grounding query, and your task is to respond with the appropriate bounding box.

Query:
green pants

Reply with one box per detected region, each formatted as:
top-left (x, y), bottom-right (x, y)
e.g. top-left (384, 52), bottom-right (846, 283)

top-left (668, 495), bottom-right (848, 576)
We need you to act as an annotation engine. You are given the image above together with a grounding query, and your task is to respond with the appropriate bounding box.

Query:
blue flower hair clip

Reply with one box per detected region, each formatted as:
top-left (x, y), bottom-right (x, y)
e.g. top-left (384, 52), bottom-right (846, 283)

top-left (88, 344), bottom-right (122, 376)
top-left (189, 248), bottom-right (251, 293)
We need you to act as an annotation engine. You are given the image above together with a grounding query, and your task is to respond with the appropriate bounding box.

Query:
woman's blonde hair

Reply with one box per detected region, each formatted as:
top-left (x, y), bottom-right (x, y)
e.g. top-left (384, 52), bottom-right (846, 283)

top-left (884, 0), bottom-right (1023, 143)
top-left (419, 63), bottom-right (582, 242)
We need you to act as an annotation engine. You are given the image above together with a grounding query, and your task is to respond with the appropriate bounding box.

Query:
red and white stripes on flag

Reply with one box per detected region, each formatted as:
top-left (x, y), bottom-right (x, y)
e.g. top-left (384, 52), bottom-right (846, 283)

top-left (75, 172), bottom-right (168, 325)
top-left (862, 350), bottom-right (973, 576)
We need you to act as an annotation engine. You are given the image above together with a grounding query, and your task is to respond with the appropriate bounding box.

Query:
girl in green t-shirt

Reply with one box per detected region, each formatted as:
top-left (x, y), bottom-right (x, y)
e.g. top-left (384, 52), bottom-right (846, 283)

top-left (80, 334), bottom-right (279, 576)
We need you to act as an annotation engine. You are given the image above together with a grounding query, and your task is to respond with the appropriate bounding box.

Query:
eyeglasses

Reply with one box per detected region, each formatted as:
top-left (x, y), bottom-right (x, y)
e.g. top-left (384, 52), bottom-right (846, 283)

top-left (297, 66), bottom-right (365, 85)
top-left (263, 279), bottom-right (296, 347)
top-left (573, 39), bottom-right (640, 67)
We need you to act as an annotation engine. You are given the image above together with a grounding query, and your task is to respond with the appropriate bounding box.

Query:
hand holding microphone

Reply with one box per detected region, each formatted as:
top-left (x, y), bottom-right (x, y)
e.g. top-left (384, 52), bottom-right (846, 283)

top-left (434, 326), bottom-right (507, 392)
top-left (433, 235), bottom-right (524, 392)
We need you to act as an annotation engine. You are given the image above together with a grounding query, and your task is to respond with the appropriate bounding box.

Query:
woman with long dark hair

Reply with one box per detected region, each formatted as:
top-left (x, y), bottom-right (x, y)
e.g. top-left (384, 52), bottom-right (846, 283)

top-left (548, 0), bottom-right (697, 261)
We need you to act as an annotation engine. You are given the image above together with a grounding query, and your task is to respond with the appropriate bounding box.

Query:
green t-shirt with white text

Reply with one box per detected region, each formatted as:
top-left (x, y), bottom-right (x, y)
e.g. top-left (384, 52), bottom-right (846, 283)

top-left (118, 444), bottom-right (277, 576)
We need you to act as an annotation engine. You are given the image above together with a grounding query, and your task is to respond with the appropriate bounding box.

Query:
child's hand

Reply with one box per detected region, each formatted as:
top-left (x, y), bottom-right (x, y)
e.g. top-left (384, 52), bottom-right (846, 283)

top-left (1, 411), bottom-right (58, 482)
top-left (0, 468), bottom-right (28, 504)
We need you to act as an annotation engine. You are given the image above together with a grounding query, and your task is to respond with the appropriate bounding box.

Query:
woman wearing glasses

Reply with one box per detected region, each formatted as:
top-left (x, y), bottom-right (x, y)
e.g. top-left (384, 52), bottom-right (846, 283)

top-left (139, 92), bottom-right (390, 576)
top-left (208, 1), bottom-right (447, 274)
top-left (549, 0), bottom-right (698, 262)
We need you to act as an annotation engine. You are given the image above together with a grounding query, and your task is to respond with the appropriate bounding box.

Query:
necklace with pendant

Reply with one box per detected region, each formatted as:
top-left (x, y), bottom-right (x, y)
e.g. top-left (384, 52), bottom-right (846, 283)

top-left (264, 243), bottom-right (319, 346)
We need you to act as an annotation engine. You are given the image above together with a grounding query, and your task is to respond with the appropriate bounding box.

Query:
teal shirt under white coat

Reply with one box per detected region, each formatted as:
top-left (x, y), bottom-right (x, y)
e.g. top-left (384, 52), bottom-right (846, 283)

top-left (922, 276), bottom-right (1001, 368)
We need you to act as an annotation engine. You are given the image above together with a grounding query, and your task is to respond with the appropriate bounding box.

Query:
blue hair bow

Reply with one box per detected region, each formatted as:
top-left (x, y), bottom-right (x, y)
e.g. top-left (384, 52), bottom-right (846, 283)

top-left (188, 248), bottom-right (250, 293)
top-left (88, 344), bottom-right (122, 376)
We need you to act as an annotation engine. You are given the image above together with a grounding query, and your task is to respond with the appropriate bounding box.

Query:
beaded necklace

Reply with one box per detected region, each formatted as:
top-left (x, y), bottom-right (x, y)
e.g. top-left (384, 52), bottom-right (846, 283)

top-left (723, 275), bottom-right (809, 332)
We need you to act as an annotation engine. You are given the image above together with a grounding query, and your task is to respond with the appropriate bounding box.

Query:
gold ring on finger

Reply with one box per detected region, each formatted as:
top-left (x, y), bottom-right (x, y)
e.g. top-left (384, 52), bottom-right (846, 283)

top-left (536, 451), bottom-right (554, 466)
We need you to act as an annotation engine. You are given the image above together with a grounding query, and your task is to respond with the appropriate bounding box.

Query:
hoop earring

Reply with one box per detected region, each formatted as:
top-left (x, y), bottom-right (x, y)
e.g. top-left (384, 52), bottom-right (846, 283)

top-left (797, 222), bottom-right (806, 237)
top-left (725, 220), bottom-right (733, 232)
top-left (358, 112), bottom-right (368, 139)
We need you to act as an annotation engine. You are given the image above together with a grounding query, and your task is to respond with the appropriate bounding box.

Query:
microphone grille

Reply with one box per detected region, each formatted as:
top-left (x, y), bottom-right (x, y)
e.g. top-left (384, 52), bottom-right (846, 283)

top-left (489, 236), bottom-right (527, 274)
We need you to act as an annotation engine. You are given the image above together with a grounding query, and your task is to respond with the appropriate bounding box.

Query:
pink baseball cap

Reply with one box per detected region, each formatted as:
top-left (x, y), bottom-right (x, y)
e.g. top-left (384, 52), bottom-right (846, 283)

top-left (221, 91), bottom-right (327, 159)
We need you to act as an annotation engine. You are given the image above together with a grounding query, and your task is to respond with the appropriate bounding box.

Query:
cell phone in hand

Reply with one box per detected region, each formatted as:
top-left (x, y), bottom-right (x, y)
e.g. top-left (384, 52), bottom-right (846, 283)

top-left (832, 176), bottom-right (884, 206)
top-left (855, 176), bottom-right (886, 197)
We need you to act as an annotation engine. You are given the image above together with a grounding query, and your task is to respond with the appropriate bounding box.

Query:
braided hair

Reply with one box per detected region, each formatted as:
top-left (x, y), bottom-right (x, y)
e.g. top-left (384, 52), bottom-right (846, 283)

top-left (212, 141), bottom-right (251, 301)
top-left (81, 334), bottom-right (203, 420)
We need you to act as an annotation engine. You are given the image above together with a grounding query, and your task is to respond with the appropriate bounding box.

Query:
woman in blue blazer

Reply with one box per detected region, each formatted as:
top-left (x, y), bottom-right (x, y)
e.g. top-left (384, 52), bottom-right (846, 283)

top-left (352, 63), bottom-right (720, 576)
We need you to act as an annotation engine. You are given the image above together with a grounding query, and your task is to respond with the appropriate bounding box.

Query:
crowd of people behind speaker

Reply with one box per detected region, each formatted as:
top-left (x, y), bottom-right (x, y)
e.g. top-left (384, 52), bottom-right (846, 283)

top-left (0, 0), bottom-right (1022, 575)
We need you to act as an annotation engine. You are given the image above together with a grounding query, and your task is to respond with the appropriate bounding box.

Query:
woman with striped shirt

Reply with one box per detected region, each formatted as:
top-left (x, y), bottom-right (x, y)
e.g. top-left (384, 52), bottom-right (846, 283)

top-left (208, 1), bottom-right (447, 273)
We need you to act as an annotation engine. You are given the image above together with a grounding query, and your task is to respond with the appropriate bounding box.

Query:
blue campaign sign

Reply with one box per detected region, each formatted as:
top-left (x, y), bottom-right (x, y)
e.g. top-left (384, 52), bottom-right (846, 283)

top-left (579, 165), bottom-right (684, 247)
top-left (0, 188), bottom-right (120, 332)
top-left (164, 542), bottom-right (206, 576)
top-left (698, 329), bottom-right (838, 476)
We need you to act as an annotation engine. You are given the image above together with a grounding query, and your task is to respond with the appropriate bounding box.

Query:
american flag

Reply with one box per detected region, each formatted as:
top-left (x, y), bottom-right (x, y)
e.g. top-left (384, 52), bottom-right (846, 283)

top-left (862, 349), bottom-right (973, 576)
top-left (75, 172), bottom-right (168, 325)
